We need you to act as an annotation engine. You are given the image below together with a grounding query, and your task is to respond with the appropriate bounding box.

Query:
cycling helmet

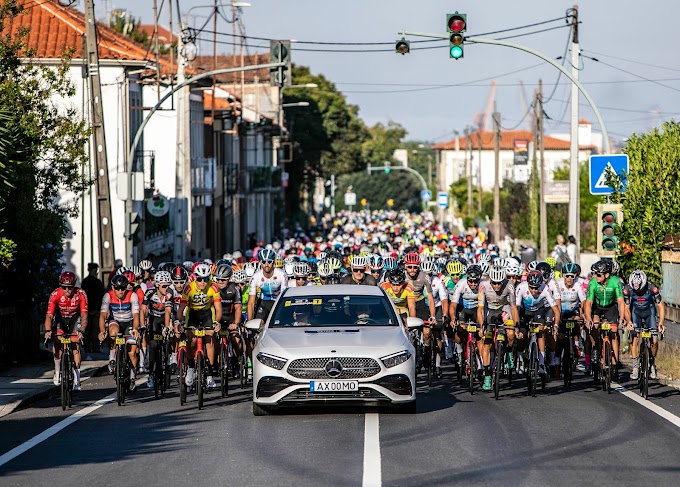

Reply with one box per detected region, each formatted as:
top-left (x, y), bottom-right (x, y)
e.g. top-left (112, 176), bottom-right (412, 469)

top-left (592, 260), bottom-right (611, 274)
top-left (317, 261), bottom-right (333, 278)
top-left (59, 271), bottom-right (77, 287)
top-left (214, 264), bottom-right (233, 280)
top-left (244, 261), bottom-right (259, 278)
top-left (194, 263), bottom-right (212, 279)
top-left (326, 256), bottom-right (343, 272)
top-left (139, 259), bottom-right (153, 272)
top-left (526, 270), bottom-right (544, 288)
top-left (283, 263), bottom-right (295, 278)
top-left (421, 254), bottom-right (436, 264)
top-left (477, 253), bottom-right (491, 263)
top-left (628, 270), bottom-right (647, 292)
top-left (351, 255), bottom-right (369, 269)
top-left (123, 270), bottom-right (136, 284)
top-left (536, 262), bottom-right (552, 280)
top-left (158, 262), bottom-right (175, 272)
top-left (611, 260), bottom-right (620, 276)
top-left (293, 262), bottom-right (310, 278)
top-left (488, 266), bottom-right (507, 283)
top-left (154, 271), bottom-right (172, 285)
top-left (325, 273), bottom-right (341, 285)
top-left (116, 266), bottom-right (127, 275)
top-left (562, 263), bottom-right (579, 276)
top-left (182, 261), bottom-right (194, 272)
top-left (130, 265), bottom-right (142, 280)
top-left (493, 257), bottom-right (506, 269)
top-left (232, 270), bottom-right (247, 284)
top-left (545, 257), bottom-right (557, 269)
top-left (403, 252), bottom-right (421, 266)
top-left (317, 252), bottom-right (327, 261)
top-left (203, 258), bottom-right (213, 265)
top-left (421, 260), bottom-right (436, 275)
top-left (110, 274), bottom-right (129, 289)
top-left (369, 254), bottom-right (383, 270)
top-left (171, 266), bottom-right (188, 283)
top-left (387, 268), bottom-right (407, 285)
top-left (258, 248), bottom-right (276, 262)
top-left (283, 255), bottom-right (297, 265)
top-left (527, 261), bottom-right (538, 272)
top-left (446, 260), bottom-right (464, 276)
top-left (383, 256), bottom-right (398, 271)
top-left (505, 260), bottom-right (521, 277)
top-left (479, 261), bottom-right (490, 276)
top-left (466, 265), bottom-right (482, 282)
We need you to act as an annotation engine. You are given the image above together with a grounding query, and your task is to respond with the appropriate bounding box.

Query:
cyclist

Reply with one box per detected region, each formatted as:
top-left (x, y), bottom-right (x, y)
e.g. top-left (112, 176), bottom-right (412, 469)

top-left (341, 255), bottom-right (377, 285)
top-left (44, 271), bottom-right (89, 389)
top-left (515, 269), bottom-right (560, 376)
top-left (177, 263), bottom-right (223, 389)
top-left (625, 270), bottom-right (666, 380)
top-left (442, 260), bottom-right (464, 304)
top-left (477, 266), bottom-right (520, 391)
top-left (214, 263), bottom-right (244, 378)
top-left (139, 259), bottom-right (155, 289)
top-left (290, 262), bottom-right (313, 287)
top-left (247, 249), bottom-right (288, 323)
top-left (98, 274), bottom-right (141, 390)
top-left (554, 263), bottom-right (586, 374)
top-left (167, 265), bottom-right (188, 371)
top-left (422, 259), bottom-right (449, 377)
top-left (380, 268), bottom-right (416, 320)
top-left (403, 252), bottom-right (437, 344)
top-left (583, 259), bottom-right (625, 376)
top-left (368, 255), bottom-right (384, 283)
top-left (140, 270), bottom-right (173, 389)
top-left (450, 264), bottom-right (483, 369)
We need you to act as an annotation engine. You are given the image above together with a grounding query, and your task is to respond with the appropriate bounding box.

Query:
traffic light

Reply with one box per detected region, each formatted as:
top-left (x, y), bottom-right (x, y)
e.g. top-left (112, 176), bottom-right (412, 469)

top-left (395, 37), bottom-right (410, 55)
top-left (387, 199), bottom-right (394, 207)
top-left (361, 198), bottom-right (367, 207)
top-left (270, 40), bottom-right (291, 87)
top-left (597, 203), bottom-right (623, 256)
top-left (447, 12), bottom-right (466, 60)
top-left (384, 161), bottom-right (391, 174)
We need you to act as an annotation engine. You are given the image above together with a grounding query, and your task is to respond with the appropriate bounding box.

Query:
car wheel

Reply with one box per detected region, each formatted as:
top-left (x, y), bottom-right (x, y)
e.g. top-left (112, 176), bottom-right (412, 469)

top-left (252, 402), bottom-right (271, 416)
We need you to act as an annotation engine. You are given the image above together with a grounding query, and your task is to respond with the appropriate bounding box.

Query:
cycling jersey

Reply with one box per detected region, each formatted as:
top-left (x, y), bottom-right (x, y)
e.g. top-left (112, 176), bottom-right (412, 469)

top-left (441, 275), bottom-right (458, 301)
top-left (406, 271), bottom-right (434, 302)
top-left (181, 281), bottom-right (222, 311)
top-left (142, 288), bottom-right (172, 319)
top-left (380, 282), bottom-right (415, 315)
top-left (586, 276), bottom-right (623, 307)
top-left (47, 287), bottom-right (88, 319)
top-left (340, 273), bottom-right (378, 286)
top-left (478, 280), bottom-right (515, 311)
top-left (556, 278), bottom-right (586, 313)
top-left (546, 279), bottom-right (561, 301)
top-left (451, 278), bottom-right (480, 310)
top-left (248, 268), bottom-right (288, 301)
top-left (623, 283), bottom-right (662, 311)
top-left (219, 283), bottom-right (242, 324)
top-left (101, 289), bottom-right (140, 323)
top-left (515, 281), bottom-right (556, 313)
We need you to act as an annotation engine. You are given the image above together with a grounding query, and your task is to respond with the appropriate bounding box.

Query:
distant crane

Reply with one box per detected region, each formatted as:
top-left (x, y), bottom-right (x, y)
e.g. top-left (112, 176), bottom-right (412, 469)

top-left (473, 80), bottom-right (497, 132)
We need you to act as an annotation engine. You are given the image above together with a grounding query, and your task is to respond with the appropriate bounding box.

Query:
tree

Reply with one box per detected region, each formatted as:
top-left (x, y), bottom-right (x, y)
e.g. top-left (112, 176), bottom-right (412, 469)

top-left (362, 121), bottom-right (407, 166)
top-left (607, 121), bottom-right (680, 282)
top-left (0, 1), bottom-right (91, 301)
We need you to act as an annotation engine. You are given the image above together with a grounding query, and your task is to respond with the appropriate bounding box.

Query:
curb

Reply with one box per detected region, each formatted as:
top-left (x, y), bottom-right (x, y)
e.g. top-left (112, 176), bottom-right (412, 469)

top-left (0, 364), bottom-right (108, 418)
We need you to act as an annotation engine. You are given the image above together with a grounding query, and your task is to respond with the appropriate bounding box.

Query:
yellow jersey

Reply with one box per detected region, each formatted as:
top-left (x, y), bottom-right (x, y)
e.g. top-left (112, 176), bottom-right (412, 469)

top-left (180, 281), bottom-right (221, 311)
top-left (380, 282), bottom-right (415, 314)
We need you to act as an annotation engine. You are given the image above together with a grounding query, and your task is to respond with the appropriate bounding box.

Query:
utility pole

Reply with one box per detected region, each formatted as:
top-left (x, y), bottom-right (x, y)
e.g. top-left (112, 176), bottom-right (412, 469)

top-left (493, 104), bottom-right (500, 245)
top-left (539, 79), bottom-right (548, 259)
top-left (477, 129), bottom-right (482, 214)
top-left (568, 4), bottom-right (580, 262)
top-left (530, 89), bottom-right (538, 243)
top-left (84, 0), bottom-right (115, 276)
top-left (330, 174), bottom-right (336, 217)
top-left (465, 126), bottom-right (473, 213)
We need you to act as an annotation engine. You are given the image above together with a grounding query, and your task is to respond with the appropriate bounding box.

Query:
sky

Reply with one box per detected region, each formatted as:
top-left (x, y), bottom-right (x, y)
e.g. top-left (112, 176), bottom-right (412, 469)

top-left (95, 0), bottom-right (680, 145)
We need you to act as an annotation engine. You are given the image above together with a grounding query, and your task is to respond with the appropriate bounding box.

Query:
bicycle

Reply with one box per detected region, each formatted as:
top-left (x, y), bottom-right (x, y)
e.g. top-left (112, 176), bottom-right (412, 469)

top-left (177, 332), bottom-right (189, 406)
top-left (186, 325), bottom-right (212, 410)
top-left (597, 319), bottom-right (617, 394)
top-left (488, 321), bottom-right (508, 400)
top-left (525, 322), bottom-right (544, 397)
top-left (150, 328), bottom-right (170, 399)
top-left (421, 323), bottom-right (439, 387)
top-left (49, 330), bottom-right (78, 411)
top-left (634, 322), bottom-right (663, 400)
top-left (113, 332), bottom-right (132, 406)
top-left (561, 317), bottom-right (581, 388)
top-left (461, 321), bottom-right (480, 395)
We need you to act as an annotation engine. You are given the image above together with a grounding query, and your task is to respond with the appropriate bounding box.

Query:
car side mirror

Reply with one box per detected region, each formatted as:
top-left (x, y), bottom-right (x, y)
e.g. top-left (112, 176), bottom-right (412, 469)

top-left (406, 317), bottom-right (424, 329)
top-left (245, 319), bottom-right (264, 331)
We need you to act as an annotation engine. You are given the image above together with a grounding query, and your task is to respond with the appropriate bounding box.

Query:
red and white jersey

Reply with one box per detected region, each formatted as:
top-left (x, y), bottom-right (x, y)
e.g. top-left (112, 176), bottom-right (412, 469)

top-left (47, 287), bottom-right (88, 318)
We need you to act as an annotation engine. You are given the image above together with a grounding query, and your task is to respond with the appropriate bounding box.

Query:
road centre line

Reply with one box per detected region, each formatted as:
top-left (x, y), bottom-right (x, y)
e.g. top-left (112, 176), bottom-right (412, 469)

top-left (362, 413), bottom-right (382, 487)
top-left (0, 392), bottom-right (116, 468)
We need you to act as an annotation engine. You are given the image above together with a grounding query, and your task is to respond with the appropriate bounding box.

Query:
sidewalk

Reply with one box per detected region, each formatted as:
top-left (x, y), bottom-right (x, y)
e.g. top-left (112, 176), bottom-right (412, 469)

top-left (0, 352), bottom-right (108, 418)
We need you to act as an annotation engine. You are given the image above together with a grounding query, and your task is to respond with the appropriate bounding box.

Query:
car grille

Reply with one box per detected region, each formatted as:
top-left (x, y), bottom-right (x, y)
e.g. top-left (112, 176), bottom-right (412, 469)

top-left (256, 376), bottom-right (296, 398)
top-left (287, 357), bottom-right (381, 379)
top-left (374, 374), bottom-right (413, 396)
top-left (280, 387), bottom-right (389, 402)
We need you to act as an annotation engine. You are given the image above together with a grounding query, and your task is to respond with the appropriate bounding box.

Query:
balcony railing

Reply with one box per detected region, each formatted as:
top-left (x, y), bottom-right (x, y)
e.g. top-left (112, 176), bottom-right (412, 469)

top-left (191, 157), bottom-right (217, 195)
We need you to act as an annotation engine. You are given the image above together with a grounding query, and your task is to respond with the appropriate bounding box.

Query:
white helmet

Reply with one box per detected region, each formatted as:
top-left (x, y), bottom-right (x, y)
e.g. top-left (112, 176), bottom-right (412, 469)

top-left (421, 260), bottom-right (436, 275)
top-left (505, 260), bottom-right (521, 277)
top-left (479, 261), bottom-right (490, 276)
top-left (488, 266), bottom-right (507, 283)
top-left (194, 264), bottom-right (212, 279)
top-left (139, 259), bottom-right (153, 271)
top-left (293, 262), bottom-right (310, 278)
top-left (284, 263), bottom-right (295, 277)
top-left (154, 271), bottom-right (172, 285)
top-left (493, 257), bottom-right (506, 268)
top-left (351, 255), bottom-right (369, 269)
top-left (478, 253), bottom-right (491, 263)
top-left (244, 261), bottom-right (259, 278)
top-left (317, 261), bottom-right (333, 277)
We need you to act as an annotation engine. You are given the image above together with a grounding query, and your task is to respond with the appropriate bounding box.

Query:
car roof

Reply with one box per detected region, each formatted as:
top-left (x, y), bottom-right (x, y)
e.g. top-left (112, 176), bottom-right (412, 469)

top-left (282, 284), bottom-right (383, 297)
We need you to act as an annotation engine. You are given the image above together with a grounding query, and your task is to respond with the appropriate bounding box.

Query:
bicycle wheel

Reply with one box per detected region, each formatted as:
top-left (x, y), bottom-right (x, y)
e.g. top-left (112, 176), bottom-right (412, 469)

top-left (153, 346), bottom-right (161, 399)
top-left (592, 344), bottom-right (601, 385)
top-left (197, 353), bottom-right (205, 410)
top-left (60, 352), bottom-right (69, 411)
top-left (468, 343), bottom-right (476, 395)
top-left (603, 340), bottom-right (612, 393)
top-left (641, 343), bottom-right (649, 400)
top-left (116, 347), bottom-right (125, 406)
top-left (456, 349), bottom-right (463, 383)
top-left (164, 341), bottom-right (172, 392)
top-left (494, 340), bottom-right (503, 400)
top-left (425, 345), bottom-right (433, 387)
top-left (529, 343), bottom-right (538, 397)
top-left (220, 343), bottom-right (228, 398)
top-left (67, 350), bottom-right (73, 408)
top-left (178, 349), bottom-right (187, 406)
top-left (563, 337), bottom-right (573, 388)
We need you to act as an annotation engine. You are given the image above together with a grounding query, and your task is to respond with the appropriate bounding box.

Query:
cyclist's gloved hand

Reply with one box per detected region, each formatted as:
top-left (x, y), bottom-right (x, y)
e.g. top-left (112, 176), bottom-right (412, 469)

top-left (98, 331), bottom-right (107, 342)
top-left (213, 321), bottom-right (221, 332)
top-left (44, 330), bottom-right (52, 340)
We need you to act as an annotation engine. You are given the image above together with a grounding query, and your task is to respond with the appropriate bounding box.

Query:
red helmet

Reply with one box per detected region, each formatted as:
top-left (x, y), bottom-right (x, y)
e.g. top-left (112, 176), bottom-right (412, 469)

top-left (59, 271), bottom-right (77, 287)
top-left (403, 252), bottom-right (421, 266)
top-left (123, 271), bottom-right (136, 283)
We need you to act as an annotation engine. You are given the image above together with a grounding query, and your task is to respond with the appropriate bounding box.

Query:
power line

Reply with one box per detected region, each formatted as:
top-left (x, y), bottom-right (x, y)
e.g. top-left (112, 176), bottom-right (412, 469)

top-left (582, 50), bottom-right (680, 74)
top-left (582, 54), bottom-right (680, 93)
top-left (492, 23), bottom-right (571, 41)
top-left (472, 15), bottom-right (567, 37)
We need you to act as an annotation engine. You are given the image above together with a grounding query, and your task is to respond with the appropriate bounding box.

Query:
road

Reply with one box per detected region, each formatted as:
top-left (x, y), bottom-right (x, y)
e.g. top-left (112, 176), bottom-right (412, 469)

top-left (1, 366), bottom-right (680, 486)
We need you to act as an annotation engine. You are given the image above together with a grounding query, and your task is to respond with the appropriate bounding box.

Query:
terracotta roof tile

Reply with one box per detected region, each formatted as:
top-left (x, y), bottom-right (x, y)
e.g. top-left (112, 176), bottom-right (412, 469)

top-left (203, 92), bottom-right (233, 111)
top-left (433, 130), bottom-right (596, 151)
top-left (138, 24), bottom-right (177, 45)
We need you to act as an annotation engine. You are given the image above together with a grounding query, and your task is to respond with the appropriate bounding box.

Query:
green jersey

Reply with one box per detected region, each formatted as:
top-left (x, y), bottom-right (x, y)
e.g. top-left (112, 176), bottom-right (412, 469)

top-left (586, 276), bottom-right (623, 307)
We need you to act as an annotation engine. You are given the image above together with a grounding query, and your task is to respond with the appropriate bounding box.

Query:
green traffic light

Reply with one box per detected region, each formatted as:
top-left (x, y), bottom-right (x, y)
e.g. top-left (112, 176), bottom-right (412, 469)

top-left (384, 168), bottom-right (391, 174)
top-left (450, 46), bottom-right (463, 59)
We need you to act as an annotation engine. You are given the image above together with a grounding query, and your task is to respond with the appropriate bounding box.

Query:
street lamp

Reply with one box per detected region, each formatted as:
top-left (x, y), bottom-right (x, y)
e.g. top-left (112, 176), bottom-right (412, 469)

top-left (282, 102), bottom-right (310, 108)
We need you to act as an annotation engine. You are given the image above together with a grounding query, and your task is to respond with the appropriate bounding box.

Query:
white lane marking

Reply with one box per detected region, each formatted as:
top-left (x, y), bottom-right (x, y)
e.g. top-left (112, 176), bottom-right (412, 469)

top-left (0, 392), bottom-right (116, 468)
top-left (577, 364), bottom-right (680, 429)
top-left (362, 413), bottom-right (381, 487)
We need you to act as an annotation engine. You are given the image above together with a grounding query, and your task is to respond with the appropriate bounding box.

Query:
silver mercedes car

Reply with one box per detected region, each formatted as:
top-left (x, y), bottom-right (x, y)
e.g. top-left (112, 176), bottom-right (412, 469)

top-left (247, 284), bottom-right (421, 415)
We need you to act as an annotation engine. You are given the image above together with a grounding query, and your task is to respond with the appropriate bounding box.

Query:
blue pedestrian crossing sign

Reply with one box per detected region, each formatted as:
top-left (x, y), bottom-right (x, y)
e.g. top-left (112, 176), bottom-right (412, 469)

top-left (437, 192), bottom-right (449, 208)
top-left (421, 190), bottom-right (432, 201)
top-left (589, 154), bottom-right (629, 195)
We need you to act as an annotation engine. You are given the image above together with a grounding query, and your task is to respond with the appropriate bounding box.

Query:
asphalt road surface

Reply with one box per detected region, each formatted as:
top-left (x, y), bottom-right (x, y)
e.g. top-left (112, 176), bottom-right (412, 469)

top-left (1, 365), bottom-right (680, 487)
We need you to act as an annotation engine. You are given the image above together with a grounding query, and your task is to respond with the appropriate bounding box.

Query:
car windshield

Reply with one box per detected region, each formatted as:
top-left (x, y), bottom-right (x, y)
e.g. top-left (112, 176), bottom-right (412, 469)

top-left (269, 294), bottom-right (397, 328)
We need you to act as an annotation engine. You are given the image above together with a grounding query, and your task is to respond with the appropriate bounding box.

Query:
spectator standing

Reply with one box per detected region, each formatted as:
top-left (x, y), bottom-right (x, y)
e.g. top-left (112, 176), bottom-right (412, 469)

top-left (81, 262), bottom-right (106, 353)
top-left (566, 235), bottom-right (578, 264)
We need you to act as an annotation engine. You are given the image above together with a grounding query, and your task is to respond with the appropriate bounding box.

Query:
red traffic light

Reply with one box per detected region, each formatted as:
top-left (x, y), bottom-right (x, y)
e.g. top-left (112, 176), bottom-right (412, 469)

top-left (448, 16), bottom-right (466, 33)
top-left (602, 212), bottom-right (616, 224)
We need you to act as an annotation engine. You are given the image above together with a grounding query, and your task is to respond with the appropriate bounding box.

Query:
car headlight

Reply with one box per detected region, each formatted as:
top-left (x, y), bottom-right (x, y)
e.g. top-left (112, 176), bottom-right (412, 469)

top-left (380, 351), bottom-right (412, 368)
top-left (256, 352), bottom-right (287, 370)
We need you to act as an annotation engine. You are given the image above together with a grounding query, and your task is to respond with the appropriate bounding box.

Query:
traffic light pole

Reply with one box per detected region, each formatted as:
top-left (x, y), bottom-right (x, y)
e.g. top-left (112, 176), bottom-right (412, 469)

top-left (367, 163), bottom-right (430, 209)
top-left (398, 31), bottom-right (610, 153)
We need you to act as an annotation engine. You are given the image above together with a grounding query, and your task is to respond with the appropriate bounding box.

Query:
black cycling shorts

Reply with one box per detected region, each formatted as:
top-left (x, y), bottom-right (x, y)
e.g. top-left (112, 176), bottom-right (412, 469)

top-left (188, 309), bottom-right (213, 329)
top-left (593, 303), bottom-right (618, 325)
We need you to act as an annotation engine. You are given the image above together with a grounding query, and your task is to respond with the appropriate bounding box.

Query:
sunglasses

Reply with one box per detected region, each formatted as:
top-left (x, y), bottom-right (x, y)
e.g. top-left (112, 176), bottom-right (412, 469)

top-left (563, 274), bottom-right (576, 279)
top-left (113, 285), bottom-right (127, 291)
top-left (529, 286), bottom-right (540, 291)
top-left (353, 268), bottom-right (365, 272)
top-left (261, 260), bottom-right (274, 265)
top-left (215, 278), bottom-right (229, 283)
top-left (196, 277), bottom-right (210, 282)
top-left (61, 286), bottom-right (74, 290)
top-left (173, 281), bottom-right (185, 286)
top-left (159, 284), bottom-right (169, 289)
top-left (405, 265), bottom-right (419, 270)
top-left (595, 272), bottom-right (605, 277)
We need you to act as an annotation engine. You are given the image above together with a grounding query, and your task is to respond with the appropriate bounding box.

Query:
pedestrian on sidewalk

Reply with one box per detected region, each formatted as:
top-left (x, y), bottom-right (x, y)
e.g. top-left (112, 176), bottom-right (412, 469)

top-left (81, 263), bottom-right (105, 354)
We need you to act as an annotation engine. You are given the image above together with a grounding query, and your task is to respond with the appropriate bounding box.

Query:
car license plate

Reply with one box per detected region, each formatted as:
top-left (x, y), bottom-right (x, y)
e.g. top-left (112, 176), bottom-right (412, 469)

top-left (309, 380), bottom-right (359, 392)
top-left (641, 331), bottom-right (652, 338)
